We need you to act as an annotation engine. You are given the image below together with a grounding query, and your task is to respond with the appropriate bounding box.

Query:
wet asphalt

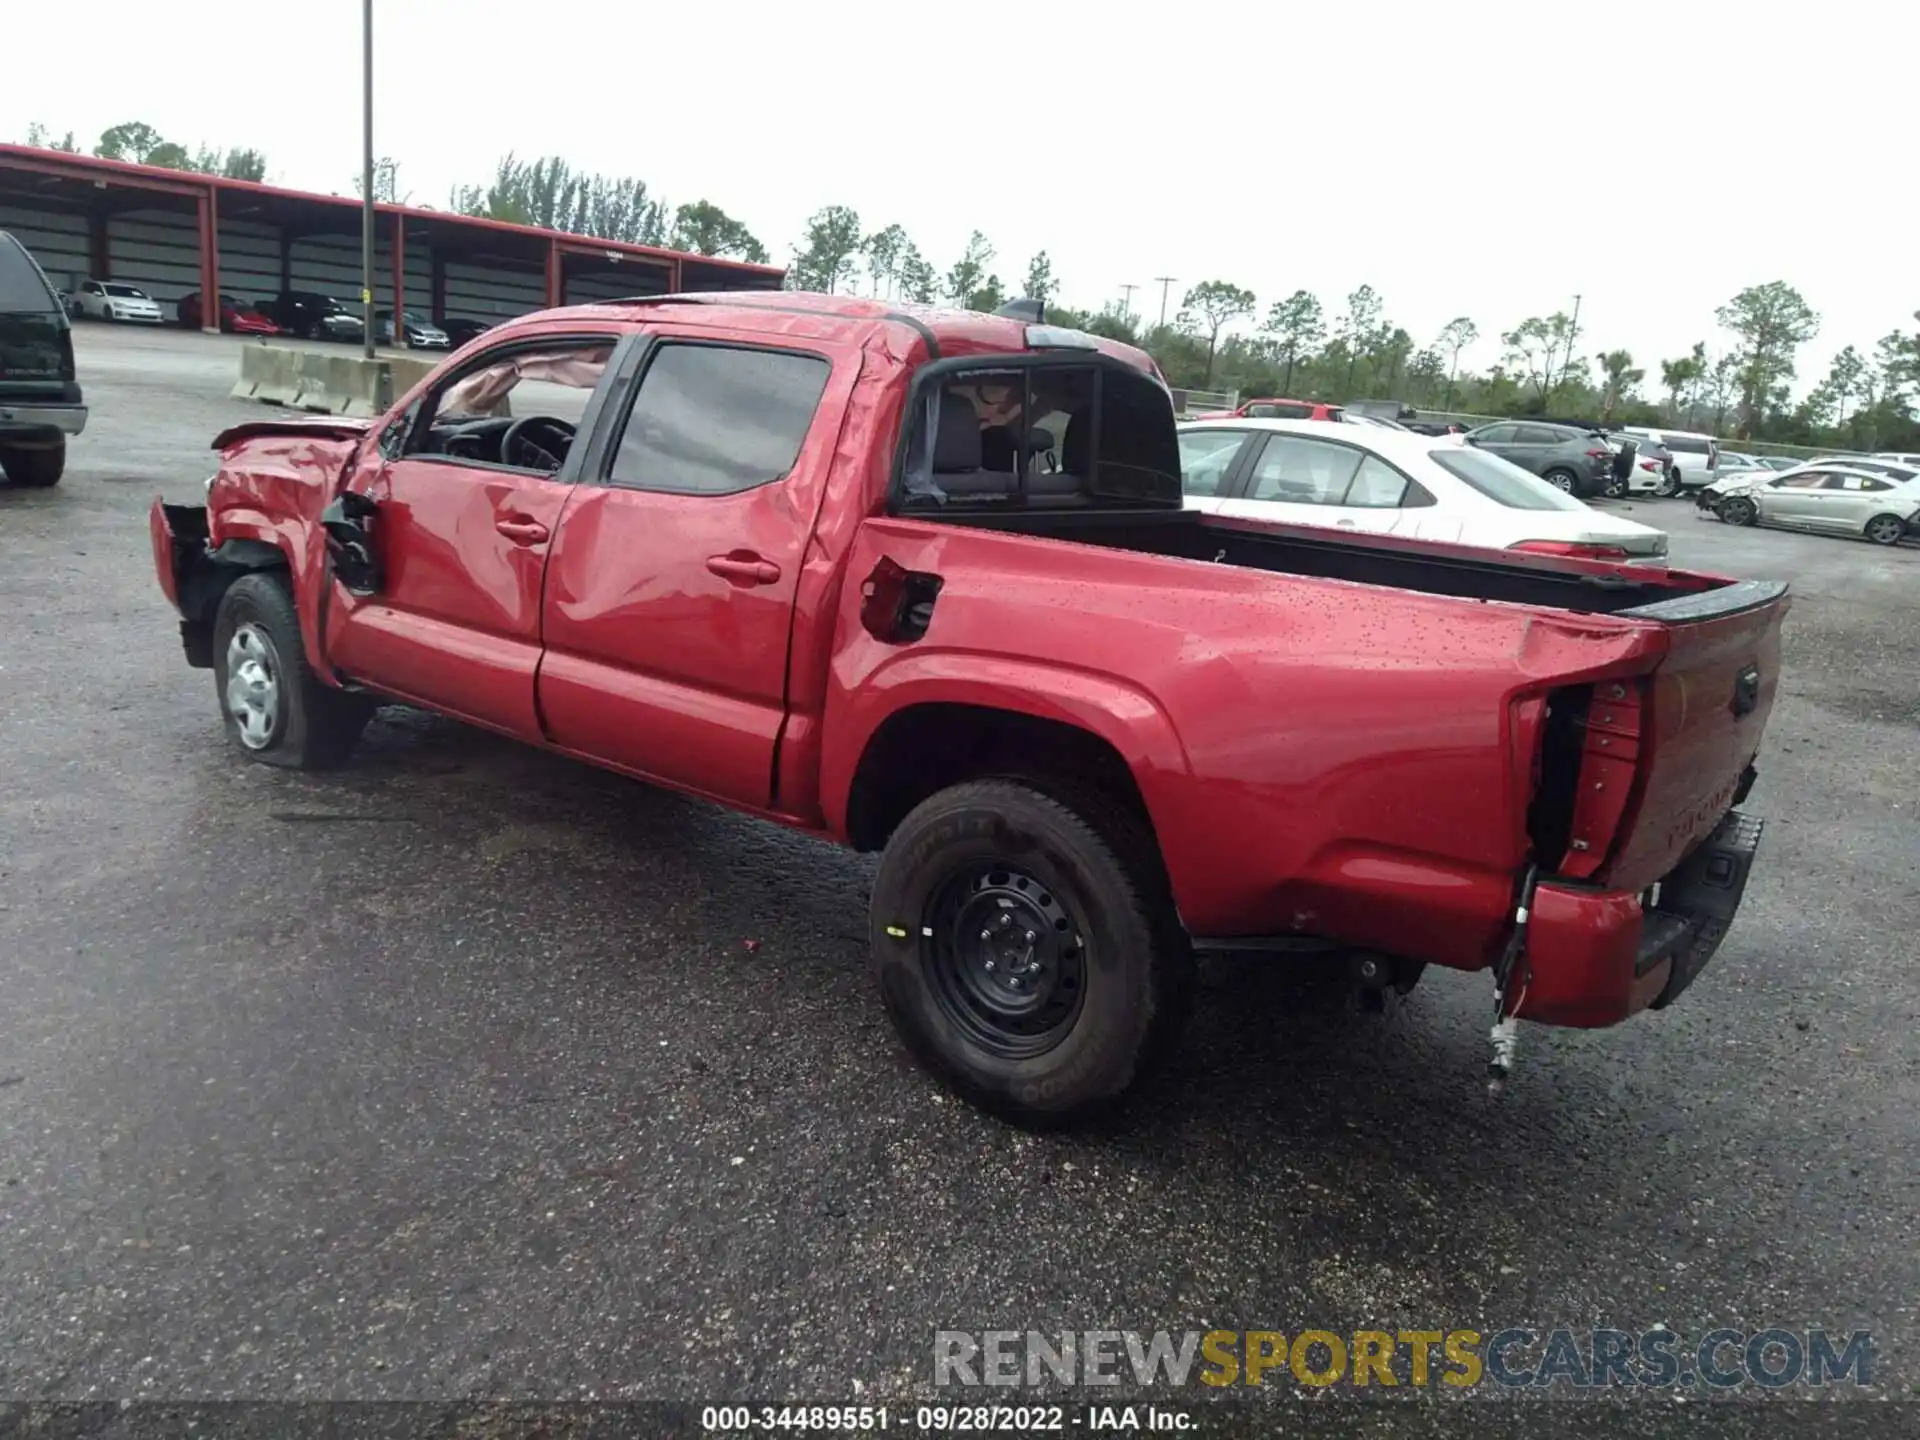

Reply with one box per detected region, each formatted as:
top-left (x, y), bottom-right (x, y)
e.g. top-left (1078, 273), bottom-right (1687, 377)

top-left (0, 326), bottom-right (1914, 1432)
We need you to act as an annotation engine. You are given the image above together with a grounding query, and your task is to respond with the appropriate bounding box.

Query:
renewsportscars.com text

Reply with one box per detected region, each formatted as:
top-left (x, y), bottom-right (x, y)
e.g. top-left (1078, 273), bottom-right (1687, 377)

top-left (933, 1327), bottom-right (1874, 1390)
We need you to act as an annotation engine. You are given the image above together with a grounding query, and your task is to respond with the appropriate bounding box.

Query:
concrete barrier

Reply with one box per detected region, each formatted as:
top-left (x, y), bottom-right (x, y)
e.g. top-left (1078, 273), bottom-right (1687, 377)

top-left (229, 344), bottom-right (441, 417)
top-left (230, 344), bottom-right (305, 407)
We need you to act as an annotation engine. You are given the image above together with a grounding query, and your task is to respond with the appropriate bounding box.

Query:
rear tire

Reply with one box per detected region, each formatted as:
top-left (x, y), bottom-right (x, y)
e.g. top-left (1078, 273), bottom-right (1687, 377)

top-left (1720, 495), bottom-right (1758, 527)
top-left (869, 779), bottom-right (1193, 1127)
top-left (1544, 468), bottom-right (1578, 495)
top-left (1603, 474), bottom-right (1629, 499)
top-left (1865, 514), bottom-right (1906, 546)
top-left (211, 571), bottom-right (373, 769)
top-left (0, 441), bottom-right (64, 487)
top-left (1655, 469), bottom-right (1681, 498)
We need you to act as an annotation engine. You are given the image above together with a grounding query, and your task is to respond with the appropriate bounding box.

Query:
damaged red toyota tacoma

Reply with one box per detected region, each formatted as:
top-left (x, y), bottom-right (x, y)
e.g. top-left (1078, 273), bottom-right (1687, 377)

top-left (150, 292), bottom-right (1788, 1124)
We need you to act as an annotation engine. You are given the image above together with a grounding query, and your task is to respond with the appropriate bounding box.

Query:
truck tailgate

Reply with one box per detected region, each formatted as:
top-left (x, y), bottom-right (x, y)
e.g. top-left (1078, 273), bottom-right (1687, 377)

top-left (1591, 580), bottom-right (1789, 892)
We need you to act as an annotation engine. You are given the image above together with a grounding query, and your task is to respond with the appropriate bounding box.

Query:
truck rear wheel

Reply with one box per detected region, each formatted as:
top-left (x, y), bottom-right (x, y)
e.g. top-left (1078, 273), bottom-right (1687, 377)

top-left (869, 779), bottom-right (1192, 1126)
top-left (0, 441), bottom-right (64, 487)
top-left (212, 571), bottom-right (373, 769)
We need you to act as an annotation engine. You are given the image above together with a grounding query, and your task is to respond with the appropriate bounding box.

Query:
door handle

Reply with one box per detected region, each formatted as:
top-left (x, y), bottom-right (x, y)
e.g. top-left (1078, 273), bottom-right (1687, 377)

top-left (706, 552), bottom-right (782, 586)
top-left (495, 516), bottom-right (549, 545)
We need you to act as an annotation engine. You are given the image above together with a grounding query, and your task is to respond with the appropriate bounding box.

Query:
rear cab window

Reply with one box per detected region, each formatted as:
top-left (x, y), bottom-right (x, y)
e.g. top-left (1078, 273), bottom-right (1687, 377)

top-left (896, 358), bottom-right (1181, 510)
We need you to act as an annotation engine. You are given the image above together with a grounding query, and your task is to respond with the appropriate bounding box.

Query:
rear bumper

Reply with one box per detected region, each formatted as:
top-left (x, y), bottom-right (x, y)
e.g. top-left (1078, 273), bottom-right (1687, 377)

top-left (1517, 809), bottom-right (1764, 1027)
top-left (0, 402), bottom-right (87, 438)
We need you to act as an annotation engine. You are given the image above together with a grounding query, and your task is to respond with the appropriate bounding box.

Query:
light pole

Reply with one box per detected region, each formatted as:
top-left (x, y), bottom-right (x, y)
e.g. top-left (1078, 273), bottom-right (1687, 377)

top-left (360, 0), bottom-right (376, 360)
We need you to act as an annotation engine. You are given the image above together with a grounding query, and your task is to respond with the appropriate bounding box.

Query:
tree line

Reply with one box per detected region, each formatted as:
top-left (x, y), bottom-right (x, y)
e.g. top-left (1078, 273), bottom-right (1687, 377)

top-left (19, 125), bottom-right (1915, 449)
top-left (24, 121), bottom-right (267, 183)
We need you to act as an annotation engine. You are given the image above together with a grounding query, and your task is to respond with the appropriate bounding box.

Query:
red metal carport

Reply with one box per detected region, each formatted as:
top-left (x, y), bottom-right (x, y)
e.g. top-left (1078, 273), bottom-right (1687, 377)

top-left (0, 144), bottom-right (784, 338)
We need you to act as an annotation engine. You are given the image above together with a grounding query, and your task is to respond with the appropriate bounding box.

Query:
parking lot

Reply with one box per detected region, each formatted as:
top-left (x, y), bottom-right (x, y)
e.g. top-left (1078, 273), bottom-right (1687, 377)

top-left (2, 325), bottom-right (1916, 1420)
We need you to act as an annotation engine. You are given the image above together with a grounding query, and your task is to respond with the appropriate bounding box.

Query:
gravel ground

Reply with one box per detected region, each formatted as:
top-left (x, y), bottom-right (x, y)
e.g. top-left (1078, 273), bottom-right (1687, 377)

top-left (1, 325), bottom-right (1915, 1435)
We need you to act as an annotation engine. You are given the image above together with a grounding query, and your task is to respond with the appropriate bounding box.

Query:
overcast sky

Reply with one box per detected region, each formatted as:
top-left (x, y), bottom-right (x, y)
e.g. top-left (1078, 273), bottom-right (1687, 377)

top-left (7, 1), bottom-right (1914, 381)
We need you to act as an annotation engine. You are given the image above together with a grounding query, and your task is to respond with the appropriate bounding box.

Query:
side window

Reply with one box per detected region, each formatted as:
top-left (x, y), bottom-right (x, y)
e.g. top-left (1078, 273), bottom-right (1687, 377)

top-left (1514, 425), bottom-right (1565, 445)
top-left (1774, 471), bottom-right (1827, 489)
top-left (402, 338), bottom-right (616, 472)
top-left (1178, 430), bottom-right (1250, 497)
top-left (1861, 478), bottom-right (1893, 492)
top-left (1476, 424), bottom-right (1517, 444)
top-left (610, 343), bottom-right (829, 495)
top-left (1246, 436), bottom-right (1363, 505)
top-left (1344, 455), bottom-right (1412, 508)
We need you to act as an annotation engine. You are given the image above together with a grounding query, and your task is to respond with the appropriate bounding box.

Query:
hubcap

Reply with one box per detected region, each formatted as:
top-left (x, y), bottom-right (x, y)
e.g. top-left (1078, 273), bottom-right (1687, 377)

top-left (1550, 474), bottom-right (1574, 493)
top-left (1868, 518), bottom-right (1900, 543)
top-left (224, 623), bottom-right (281, 749)
top-left (925, 864), bottom-right (1086, 1058)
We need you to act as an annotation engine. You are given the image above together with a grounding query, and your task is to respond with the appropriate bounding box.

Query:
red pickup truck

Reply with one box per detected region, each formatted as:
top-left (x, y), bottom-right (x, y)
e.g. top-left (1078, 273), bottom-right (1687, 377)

top-left (151, 292), bottom-right (1788, 1124)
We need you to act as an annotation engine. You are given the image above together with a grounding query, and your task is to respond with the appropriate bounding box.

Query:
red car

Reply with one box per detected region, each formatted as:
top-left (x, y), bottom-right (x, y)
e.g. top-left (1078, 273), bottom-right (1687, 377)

top-left (149, 292), bottom-right (1787, 1125)
top-left (177, 291), bottom-right (281, 336)
top-left (1192, 396), bottom-right (1344, 421)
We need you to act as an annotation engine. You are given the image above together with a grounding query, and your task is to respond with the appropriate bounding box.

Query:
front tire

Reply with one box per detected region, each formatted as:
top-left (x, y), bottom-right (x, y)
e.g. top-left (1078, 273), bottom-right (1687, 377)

top-left (0, 441), bottom-right (64, 487)
top-left (869, 779), bottom-right (1193, 1126)
top-left (1865, 514), bottom-right (1907, 546)
top-left (1720, 495), bottom-right (1758, 527)
top-left (212, 572), bottom-right (373, 768)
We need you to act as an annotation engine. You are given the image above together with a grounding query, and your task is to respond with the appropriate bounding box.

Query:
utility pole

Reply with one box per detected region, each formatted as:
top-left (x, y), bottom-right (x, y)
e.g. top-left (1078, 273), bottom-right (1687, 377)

top-left (1555, 291), bottom-right (1582, 401)
top-left (1118, 283), bottom-right (1138, 321)
top-left (1154, 276), bottom-right (1178, 330)
top-left (360, 0), bottom-right (376, 360)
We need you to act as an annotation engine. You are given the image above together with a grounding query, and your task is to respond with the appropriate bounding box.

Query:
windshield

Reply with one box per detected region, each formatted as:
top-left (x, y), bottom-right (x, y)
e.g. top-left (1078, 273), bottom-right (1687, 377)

top-left (104, 284), bottom-right (149, 299)
top-left (1430, 446), bottom-right (1590, 511)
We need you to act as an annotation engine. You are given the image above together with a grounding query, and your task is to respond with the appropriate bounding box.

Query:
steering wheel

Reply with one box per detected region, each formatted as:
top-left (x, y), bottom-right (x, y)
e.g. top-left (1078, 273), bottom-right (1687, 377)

top-left (500, 415), bottom-right (576, 473)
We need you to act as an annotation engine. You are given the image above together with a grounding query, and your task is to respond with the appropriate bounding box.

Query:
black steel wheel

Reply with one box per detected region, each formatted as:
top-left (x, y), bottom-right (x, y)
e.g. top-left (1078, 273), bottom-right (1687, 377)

top-left (869, 779), bottom-right (1192, 1126)
top-left (923, 861), bottom-right (1087, 1060)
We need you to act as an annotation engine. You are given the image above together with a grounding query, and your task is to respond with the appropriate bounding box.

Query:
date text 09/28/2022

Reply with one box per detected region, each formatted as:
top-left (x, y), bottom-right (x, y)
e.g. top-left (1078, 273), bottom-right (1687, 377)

top-left (701, 1406), bottom-right (1192, 1432)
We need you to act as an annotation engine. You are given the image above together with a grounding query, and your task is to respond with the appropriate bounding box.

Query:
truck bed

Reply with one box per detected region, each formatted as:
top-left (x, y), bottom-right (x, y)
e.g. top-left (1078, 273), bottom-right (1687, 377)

top-left (937, 506), bottom-right (1741, 616)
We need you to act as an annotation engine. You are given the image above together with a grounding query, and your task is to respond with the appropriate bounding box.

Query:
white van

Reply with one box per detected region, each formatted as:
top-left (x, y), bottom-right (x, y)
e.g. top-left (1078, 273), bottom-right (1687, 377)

top-left (1623, 427), bottom-right (1719, 494)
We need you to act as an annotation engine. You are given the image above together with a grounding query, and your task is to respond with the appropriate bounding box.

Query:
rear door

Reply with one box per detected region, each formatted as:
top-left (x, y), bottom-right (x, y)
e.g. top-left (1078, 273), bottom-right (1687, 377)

top-left (1218, 431), bottom-right (1394, 534)
top-left (535, 326), bottom-right (855, 809)
top-left (1820, 473), bottom-right (1896, 532)
top-left (1754, 469), bottom-right (1830, 528)
top-left (1469, 423), bottom-right (1522, 463)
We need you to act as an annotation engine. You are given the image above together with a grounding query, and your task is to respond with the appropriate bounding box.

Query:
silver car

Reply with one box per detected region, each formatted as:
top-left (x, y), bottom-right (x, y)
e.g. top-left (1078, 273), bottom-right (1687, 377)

top-left (1698, 462), bottom-right (1920, 546)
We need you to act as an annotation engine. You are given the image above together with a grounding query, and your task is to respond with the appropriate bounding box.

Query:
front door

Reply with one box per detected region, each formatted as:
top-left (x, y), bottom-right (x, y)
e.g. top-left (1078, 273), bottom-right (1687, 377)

top-left (324, 330), bottom-right (622, 738)
top-left (1755, 470), bottom-right (1830, 530)
top-left (536, 330), bottom-right (854, 809)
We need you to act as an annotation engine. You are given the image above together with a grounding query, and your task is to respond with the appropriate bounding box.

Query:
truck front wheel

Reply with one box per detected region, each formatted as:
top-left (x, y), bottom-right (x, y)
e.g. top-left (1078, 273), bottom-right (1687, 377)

top-left (212, 572), bottom-right (373, 769)
top-left (869, 780), bottom-right (1192, 1126)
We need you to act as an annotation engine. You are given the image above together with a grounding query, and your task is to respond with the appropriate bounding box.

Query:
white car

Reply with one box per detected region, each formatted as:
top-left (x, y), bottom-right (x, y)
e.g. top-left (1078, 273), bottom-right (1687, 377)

top-left (1178, 418), bottom-right (1670, 561)
top-left (1620, 426), bottom-right (1720, 493)
top-left (1873, 452), bottom-right (1920, 467)
top-left (1698, 462), bottom-right (1920, 545)
top-left (70, 279), bottom-right (163, 323)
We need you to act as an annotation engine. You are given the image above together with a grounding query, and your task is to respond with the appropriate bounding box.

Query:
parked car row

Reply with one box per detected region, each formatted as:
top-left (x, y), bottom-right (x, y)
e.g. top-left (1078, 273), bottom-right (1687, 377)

top-left (1180, 409), bottom-right (1920, 555)
top-left (59, 277), bottom-right (493, 348)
